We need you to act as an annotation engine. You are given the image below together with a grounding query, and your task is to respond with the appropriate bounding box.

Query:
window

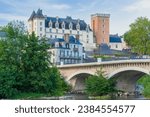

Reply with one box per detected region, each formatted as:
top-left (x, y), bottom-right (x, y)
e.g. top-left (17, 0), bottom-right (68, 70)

top-left (62, 22), bottom-right (65, 29)
top-left (87, 40), bottom-right (89, 43)
top-left (116, 44), bottom-right (118, 48)
top-left (70, 51), bottom-right (72, 56)
top-left (86, 25), bottom-right (89, 32)
top-left (67, 51), bottom-right (69, 55)
top-left (40, 27), bottom-right (42, 31)
top-left (62, 30), bottom-right (65, 33)
top-left (40, 33), bottom-right (42, 37)
top-left (103, 19), bottom-right (105, 23)
top-left (77, 31), bottom-right (79, 35)
top-left (55, 35), bottom-right (57, 38)
top-left (56, 29), bottom-right (58, 33)
top-left (87, 35), bottom-right (89, 38)
top-left (103, 24), bottom-right (105, 28)
top-left (50, 35), bottom-right (52, 38)
top-left (40, 22), bottom-right (42, 26)
top-left (76, 24), bottom-right (80, 30)
top-left (50, 29), bottom-right (52, 33)
top-left (70, 30), bottom-right (72, 34)
top-left (49, 21), bottom-right (52, 27)
top-left (66, 43), bottom-right (69, 49)
top-left (69, 23), bottom-right (72, 29)
top-left (55, 22), bottom-right (59, 28)
top-left (82, 47), bottom-right (85, 52)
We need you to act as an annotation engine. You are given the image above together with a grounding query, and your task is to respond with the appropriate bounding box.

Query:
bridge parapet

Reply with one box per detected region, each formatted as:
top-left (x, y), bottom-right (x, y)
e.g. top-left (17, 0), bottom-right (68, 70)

top-left (58, 59), bottom-right (150, 80)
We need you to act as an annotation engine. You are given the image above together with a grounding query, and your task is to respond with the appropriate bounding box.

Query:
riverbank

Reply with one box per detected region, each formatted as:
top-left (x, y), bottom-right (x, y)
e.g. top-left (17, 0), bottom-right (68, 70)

top-left (11, 93), bottom-right (48, 99)
top-left (10, 92), bottom-right (147, 100)
top-left (89, 95), bottom-right (111, 100)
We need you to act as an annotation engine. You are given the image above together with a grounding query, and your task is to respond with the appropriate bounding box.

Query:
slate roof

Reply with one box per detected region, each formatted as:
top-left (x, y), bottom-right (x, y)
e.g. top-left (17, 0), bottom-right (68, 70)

top-left (28, 9), bottom-right (45, 21)
top-left (48, 36), bottom-right (82, 46)
top-left (98, 43), bottom-right (113, 55)
top-left (45, 16), bottom-right (90, 31)
top-left (29, 9), bottom-right (91, 31)
top-left (109, 35), bottom-right (122, 43)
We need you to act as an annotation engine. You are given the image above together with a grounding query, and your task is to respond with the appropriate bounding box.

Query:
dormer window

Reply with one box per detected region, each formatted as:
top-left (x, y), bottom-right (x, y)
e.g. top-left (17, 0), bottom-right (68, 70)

top-left (49, 20), bottom-right (52, 28)
top-left (76, 19), bottom-right (80, 30)
top-left (76, 23), bottom-right (80, 30)
top-left (69, 22), bottom-right (72, 30)
top-left (55, 16), bottom-right (59, 28)
top-left (55, 21), bottom-right (59, 28)
top-left (62, 21), bottom-right (65, 29)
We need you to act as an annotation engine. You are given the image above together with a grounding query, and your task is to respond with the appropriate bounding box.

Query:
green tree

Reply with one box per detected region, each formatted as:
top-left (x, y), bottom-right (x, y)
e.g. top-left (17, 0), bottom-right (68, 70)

top-left (124, 17), bottom-right (150, 55)
top-left (0, 21), bottom-right (69, 98)
top-left (138, 75), bottom-right (150, 98)
top-left (0, 21), bottom-right (25, 98)
top-left (85, 70), bottom-right (116, 96)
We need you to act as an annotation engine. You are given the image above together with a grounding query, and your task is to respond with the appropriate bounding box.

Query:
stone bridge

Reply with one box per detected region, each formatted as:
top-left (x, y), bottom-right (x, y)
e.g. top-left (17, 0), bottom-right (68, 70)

top-left (58, 59), bottom-right (150, 92)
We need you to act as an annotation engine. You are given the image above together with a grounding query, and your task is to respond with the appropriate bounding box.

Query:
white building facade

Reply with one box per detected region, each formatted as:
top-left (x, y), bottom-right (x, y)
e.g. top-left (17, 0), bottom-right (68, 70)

top-left (28, 9), bottom-right (96, 51)
top-left (48, 34), bottom-right (85, 65)
top-left (109, 34), bottom-right (125, 51)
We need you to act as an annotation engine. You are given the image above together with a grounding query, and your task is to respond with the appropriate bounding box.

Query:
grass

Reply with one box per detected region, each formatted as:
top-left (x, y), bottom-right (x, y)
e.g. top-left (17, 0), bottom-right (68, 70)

top-left (93, 55), bottom-right (112, 59)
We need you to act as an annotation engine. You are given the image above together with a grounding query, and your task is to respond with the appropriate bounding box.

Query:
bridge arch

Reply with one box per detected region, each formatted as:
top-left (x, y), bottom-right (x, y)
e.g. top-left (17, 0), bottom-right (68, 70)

top-left (67, 71), bottom-right (95, 91)
top-left (108, 67), bottom-right (149, 79)
top-left (108, 67), bottom-right (150, 92)
top-left (67, 71), bottom-right (95, 81)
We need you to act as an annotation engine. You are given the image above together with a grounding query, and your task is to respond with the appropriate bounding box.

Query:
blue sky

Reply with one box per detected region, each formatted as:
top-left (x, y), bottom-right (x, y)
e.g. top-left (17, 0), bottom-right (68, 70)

top-left (0, 0), bottom-right (150, 35)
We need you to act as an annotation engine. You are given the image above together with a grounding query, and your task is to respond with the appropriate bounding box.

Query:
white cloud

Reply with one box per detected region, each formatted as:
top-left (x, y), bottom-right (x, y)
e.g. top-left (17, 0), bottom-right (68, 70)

top-left (0, 13), bottom-right (28, 23)
top-left (124, 0), bottom-right (150, 12)
top-left (51, 4), bottom-right (71, 10)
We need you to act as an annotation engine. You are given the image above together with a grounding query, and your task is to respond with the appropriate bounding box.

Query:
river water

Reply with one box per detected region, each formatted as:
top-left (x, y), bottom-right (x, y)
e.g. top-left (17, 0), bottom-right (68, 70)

top-left (62, 94), bottom-right (146, 100)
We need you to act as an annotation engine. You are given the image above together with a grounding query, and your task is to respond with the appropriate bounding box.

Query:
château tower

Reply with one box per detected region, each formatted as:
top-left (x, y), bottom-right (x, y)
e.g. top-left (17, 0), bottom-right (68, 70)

top-left (91, 13), bottom-right (110, 45)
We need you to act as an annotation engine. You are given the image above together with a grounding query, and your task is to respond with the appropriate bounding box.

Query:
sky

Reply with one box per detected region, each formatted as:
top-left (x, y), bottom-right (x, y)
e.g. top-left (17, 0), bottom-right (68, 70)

top-left (0, 0), bottom-right (150, 35)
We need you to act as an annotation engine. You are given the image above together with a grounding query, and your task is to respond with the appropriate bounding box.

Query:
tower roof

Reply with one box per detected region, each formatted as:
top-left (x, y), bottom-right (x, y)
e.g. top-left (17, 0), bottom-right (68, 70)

top-left (28, 10), bottom-right (36, 21)
top-left (91, 13), bottom-right (110, 18)
top-left (28, 9), bottom-right (45, 21)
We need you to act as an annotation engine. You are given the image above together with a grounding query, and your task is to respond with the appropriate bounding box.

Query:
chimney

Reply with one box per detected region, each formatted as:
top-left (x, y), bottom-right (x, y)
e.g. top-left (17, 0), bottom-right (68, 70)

top-left (64, 33), bottom-right (70, 43)
top-left (75, 34), bottom-right (80, 40)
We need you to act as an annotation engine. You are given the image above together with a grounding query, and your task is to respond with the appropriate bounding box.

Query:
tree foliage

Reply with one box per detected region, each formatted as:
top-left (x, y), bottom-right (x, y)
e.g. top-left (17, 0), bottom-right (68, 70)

top-left (0, 21), bottom-right (68, 98)
top-left (124, 17), bottom-right (150, 55)
top-left (138, 75), bottom-right (150, 97)
top-left (85, 70), bottom-right (116, 96)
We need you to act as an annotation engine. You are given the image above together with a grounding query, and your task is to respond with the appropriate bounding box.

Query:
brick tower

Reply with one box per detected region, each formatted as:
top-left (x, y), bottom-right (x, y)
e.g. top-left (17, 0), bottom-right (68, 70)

top-left (91, 13), bottom-right (110, 45)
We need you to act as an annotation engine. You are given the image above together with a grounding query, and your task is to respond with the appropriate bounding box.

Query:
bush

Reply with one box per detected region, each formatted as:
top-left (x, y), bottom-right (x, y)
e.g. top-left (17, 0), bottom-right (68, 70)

top-left (85, 70), bottom-right (116, 96)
